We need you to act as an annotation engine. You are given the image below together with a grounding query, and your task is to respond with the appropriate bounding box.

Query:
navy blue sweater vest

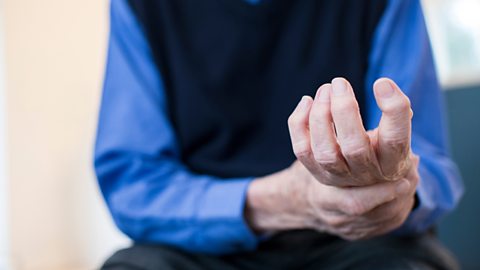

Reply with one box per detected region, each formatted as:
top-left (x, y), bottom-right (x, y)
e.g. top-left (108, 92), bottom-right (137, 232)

top-left (127, 0), bottom-right (387, 178)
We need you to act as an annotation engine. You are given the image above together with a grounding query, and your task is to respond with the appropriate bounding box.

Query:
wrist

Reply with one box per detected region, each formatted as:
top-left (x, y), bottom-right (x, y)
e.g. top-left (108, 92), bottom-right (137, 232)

top-left (245, 164), bottom-right (310, 233)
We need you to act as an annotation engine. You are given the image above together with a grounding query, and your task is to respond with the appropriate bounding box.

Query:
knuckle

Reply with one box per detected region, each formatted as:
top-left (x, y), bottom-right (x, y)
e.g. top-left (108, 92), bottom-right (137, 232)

top-left (342, 197), bottom-right (366, 216)
top-left (326, 215), bottom-right (345, 228)
top-left (317, 158), bottom-right (346, 177)
top-left (382, 168), bottom-right (403, 181)
top-left (312, 148), bottom-right (350, 176)
top-left (382, 139), bottom-right (410, 163)
top-left (324, 164), bottom-right (349, 178)
top-left (383, 137), bottom-right (409, 150)
top-left (384, 96), bottom-right (411, 115)
top-left (292, 141), bottom-right (311, 159)
top-left (317, 176), bottom-right (338, 186)
top-left (313, 149), bottom-right (338, 165)
top-left (342, 144), bottom-right (370, 161)
top-left (287, 114), bottom-right (302, 127)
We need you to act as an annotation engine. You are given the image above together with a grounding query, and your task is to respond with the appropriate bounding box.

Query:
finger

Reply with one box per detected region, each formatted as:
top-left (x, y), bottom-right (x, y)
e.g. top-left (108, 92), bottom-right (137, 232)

top-left (330, 78), bottom-right (381, 184)
top-left (358, 181), bottom-right (415, 239)
top-left (329, 179), bottom-right (411, 216)
top-left (353, 180), bottom-right (415, 228)
top-left (288, 96), bottom-right (314, 162)
top-left (374, 78), bottom-right (413, 179)
top-left (405, 153), bottom-right (420, 191)
top-left (309, 84), bottom-right (350, 185)
top-left (407, 159), bottom-right (420, 207)
top-left (372, 196), bottom-right (415, 237)
top-left (364, 198), bottom-right (402, 223)
top-left (337, 193), bottom-right (414, 240)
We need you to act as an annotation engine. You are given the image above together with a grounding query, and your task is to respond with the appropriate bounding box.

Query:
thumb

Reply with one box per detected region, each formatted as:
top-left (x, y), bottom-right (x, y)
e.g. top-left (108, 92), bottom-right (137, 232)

top-left (333, 179), bottom-right (411, 216)
top-left (373, 78), bottom-right (412, 179)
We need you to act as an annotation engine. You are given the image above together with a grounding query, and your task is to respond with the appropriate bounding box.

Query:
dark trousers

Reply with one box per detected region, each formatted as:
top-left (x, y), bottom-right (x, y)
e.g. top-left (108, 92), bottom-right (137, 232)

top-left (101, 230), bottom-right (458, 270)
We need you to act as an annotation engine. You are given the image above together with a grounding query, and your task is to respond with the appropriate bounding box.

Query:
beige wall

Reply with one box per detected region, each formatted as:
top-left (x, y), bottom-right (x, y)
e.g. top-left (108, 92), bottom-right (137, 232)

top-left (3, 0), bottom-right (128, 269)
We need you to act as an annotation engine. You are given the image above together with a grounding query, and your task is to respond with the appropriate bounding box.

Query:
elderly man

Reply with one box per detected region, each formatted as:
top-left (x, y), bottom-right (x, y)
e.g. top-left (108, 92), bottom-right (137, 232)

top-left (95, 0), bottom-right (463, 269)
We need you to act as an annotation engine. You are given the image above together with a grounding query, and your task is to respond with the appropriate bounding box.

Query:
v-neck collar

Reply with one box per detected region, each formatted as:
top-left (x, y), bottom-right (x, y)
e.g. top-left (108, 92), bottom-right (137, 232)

top-left (216, 0), bottom-right (290, 22)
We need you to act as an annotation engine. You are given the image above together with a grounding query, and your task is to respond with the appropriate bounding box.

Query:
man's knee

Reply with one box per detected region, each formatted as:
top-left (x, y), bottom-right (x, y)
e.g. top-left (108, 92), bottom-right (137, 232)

top-left (101, 244), bottom-right (199, 270)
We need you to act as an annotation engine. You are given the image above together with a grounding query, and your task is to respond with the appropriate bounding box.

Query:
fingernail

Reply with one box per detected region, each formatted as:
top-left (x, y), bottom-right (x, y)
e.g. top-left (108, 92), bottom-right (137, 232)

top-left (332, 78), bottom-right (348, 96)
top-left (297, 96), bottom-right (310, 110)
top-left (395, 180), bottom-right (410, 195)
top-left (376, 79), bottom-right (395, 98)
top-left (316, 85), bottom-right (331, 102)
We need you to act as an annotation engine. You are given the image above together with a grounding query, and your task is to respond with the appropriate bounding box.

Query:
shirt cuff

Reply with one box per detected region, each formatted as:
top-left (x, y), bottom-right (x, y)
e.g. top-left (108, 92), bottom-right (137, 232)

top-left (195, 177), bottom-right (259, 254)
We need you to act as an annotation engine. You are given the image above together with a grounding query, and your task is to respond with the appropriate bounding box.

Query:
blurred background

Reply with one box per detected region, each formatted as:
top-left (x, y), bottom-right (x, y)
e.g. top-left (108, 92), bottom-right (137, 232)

top-left (0, 0), bottom-right (478, 269)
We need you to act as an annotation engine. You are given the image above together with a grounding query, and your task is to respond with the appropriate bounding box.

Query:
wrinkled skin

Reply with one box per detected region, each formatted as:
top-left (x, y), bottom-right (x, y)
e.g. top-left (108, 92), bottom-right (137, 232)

top-left (246, 78), bottom-right (419, 240)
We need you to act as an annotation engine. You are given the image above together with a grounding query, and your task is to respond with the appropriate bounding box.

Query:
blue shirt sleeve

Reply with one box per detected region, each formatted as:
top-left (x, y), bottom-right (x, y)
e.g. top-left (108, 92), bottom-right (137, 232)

top-left (366, 0), bottom-right (464, 232)
top-left (94, 0), bottom-right (258, 254)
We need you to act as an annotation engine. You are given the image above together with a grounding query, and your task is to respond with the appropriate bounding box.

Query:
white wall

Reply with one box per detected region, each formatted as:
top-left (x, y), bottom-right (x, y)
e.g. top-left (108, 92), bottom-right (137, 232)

top-left (422, 0), bottom-right (480, 88)
top-left (3, 0), bottom-right (129, 269)
top-left (0, 0), bottom-right (10, 268)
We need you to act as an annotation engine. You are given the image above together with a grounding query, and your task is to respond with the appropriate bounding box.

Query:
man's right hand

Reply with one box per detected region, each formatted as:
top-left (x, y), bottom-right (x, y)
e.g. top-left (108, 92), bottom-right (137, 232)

top-left (287, 78), bottom-right (414, 187)
top-left (245, 78), bottom-right (418, 240)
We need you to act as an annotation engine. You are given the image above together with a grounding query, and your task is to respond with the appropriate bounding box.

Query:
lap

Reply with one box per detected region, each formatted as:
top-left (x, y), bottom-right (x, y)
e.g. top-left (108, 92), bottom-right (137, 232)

top-left (101, 230), bottom-right (459, 270)
top-left (301, 232), bottom-right (458, 270)
top-left (101, 244), bottom-right (235, 270)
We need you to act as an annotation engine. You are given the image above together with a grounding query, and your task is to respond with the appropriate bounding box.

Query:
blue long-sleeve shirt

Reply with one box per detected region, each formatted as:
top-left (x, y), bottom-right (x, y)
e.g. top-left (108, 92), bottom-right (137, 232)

top-left (94, 0), bottom-right (464, 254)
